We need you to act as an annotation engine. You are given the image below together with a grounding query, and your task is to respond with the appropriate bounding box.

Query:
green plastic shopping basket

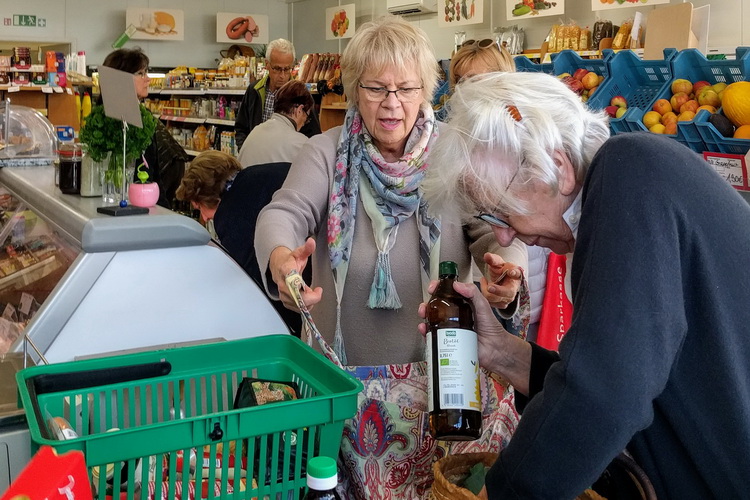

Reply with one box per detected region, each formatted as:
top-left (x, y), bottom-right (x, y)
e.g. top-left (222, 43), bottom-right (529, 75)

top-left (16, 335), bottom-right (362, 500)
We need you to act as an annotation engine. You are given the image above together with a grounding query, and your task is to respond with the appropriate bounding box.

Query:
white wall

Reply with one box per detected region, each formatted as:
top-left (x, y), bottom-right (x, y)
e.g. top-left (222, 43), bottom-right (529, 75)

top-left (1, 0), bottom-right (747, 68)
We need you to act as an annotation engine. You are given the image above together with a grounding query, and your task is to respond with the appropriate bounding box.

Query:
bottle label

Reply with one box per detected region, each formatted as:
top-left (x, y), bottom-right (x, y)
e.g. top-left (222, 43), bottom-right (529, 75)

top-left (428, 328), bottom-right (481, 412)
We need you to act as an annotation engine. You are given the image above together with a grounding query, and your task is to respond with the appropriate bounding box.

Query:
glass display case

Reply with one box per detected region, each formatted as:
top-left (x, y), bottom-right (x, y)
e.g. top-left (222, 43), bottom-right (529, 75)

top-left (0, 101), bottom-right (57, 167)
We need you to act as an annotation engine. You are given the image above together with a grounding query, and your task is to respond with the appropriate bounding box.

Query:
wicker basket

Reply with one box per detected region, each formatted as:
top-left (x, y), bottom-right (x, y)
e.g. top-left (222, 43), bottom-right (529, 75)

top-left (430, 452), bottom-right (497, 500)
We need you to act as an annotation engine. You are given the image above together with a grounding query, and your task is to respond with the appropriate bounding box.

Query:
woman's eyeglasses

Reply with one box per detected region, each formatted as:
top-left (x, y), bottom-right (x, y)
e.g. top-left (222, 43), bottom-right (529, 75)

top-left (134, 69), bottom-right (149, 79)
top-left (461, 39), bottom-right (497, 50)
top-left (475, 213), bottom-right (511, 229)
top-left (358, 83), bottom-right (423, 103)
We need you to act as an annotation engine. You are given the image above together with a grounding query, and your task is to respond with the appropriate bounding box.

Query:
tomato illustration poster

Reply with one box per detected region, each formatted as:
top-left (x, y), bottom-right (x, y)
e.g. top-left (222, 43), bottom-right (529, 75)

top-left (217, 13), bottom-right (269, 44)
top-left (326, 4), bottom-right (355, 40)
top-left (438, 0), bottom-right (484, 27)
top-left (506, 0), bottom-right (564, 20)
top-left (592, 0), bottom-right (668, 11)
top-left (126, 8), bottom-right (184, 40)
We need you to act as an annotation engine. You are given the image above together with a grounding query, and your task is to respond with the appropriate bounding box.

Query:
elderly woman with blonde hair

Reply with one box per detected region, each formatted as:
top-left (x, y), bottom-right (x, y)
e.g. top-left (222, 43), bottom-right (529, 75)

top-left (449, 38), bottom-right (515, 89)
top-left (422, 70), bottom-right (750, 498)
top-left (255, 16), bottom-right (510, 367)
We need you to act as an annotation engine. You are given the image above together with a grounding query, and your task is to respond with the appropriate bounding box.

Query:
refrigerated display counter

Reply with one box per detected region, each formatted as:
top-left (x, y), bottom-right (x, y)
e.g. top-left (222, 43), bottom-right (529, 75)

top-left (0, 165), bottom-right (290, 487)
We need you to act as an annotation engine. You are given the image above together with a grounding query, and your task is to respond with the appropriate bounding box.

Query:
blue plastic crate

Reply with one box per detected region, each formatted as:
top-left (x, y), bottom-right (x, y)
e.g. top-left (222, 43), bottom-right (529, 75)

top-left (550, 49), bottom-right (613, 78)
top-left (514, 55), bottom-right (554, 74)
top-left (626, 106), bottom-right (708, 153)
top-left (588, 49), bottom-right (675, 134)
top-left (696, 109), bottom-right (750, 155)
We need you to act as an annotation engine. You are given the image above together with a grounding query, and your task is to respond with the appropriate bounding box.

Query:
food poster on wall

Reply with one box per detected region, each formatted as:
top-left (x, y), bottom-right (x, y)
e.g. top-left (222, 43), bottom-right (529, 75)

top-left (438, 0), bottom-right (483, 27)
top-left (326, 4), bottom-right (355, 40)
top-left (507, 0), bottom-right (564, 20)
top-left (125, 8), bottom-right (184, 40)
top-left (217, 13), bottom-right (269, 44)
top-left (592, 0), bottom-right (668, 11)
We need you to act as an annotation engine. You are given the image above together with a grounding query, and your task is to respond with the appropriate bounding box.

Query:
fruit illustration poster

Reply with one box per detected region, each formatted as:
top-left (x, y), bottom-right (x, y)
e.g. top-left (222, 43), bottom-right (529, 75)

top-left (217, 13), bottom-right (269, 44)
top-left (507, 0), bottom-right (564, 20)
top-left (592, 0), bottom-right (668, 11)
top-left (326, 5), bottom-right (355, 40)
top-left (439, 0), bottom-right (484, 27)
top-left (126, 8), bottom-right (184, 40)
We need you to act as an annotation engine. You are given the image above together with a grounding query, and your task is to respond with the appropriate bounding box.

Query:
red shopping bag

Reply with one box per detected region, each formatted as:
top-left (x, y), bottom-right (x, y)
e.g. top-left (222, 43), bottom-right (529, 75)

top-left (2, 445), bottom-right (92, 500)
top-left (536, 252), bottom-right (573, 351)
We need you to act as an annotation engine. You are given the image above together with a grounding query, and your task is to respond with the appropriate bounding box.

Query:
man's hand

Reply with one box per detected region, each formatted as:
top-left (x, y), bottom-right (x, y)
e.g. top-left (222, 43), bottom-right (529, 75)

top-left (269, 237), bottom-right (323, 310)
top-left (480, 252), bottom-right (523, 310)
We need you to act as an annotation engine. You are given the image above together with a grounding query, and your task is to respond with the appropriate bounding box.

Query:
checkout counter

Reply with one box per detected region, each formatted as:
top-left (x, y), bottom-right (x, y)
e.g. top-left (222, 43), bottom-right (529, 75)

top-left (0, 166), bottom-right (290, 488)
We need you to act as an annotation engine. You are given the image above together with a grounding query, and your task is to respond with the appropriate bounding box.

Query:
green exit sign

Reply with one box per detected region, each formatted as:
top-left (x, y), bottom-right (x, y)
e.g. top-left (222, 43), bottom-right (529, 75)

top-left (13, 15), bottom-right (46, 27)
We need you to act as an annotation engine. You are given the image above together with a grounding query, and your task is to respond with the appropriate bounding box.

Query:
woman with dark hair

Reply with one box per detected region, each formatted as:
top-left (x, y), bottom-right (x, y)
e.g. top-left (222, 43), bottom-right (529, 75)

top-left (237, 80), bottom-right (314, 168)
top-left (101, 48), bottom-right (189, 209)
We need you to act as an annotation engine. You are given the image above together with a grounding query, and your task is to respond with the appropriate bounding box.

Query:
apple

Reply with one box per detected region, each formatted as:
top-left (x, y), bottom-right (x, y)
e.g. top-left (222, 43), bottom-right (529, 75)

top-left (664, 121), bottom-right (678, 135)
top-left (557, 72), bottom-right (571, 80)
top-left (670, 92), bottom-right (689, 113)
top-left (652, 99), bottom-right (672, 115)
top-left (679, 100), bottom-right (699, 114)
top-left (605, 106), bottom-right (619, 118)
top-left (566, 78), bottom-right (584, 94)
top-left (582, 71), bottom-right (600, 90)
top-left (610, 95), bottom-right (628, 108)
top-left (615, 107), bottom-right (627, 119)
top-left (598, 75), bottom-right (605, 85)
top-left (661, 111), bottom-right (678, 126)
top-left (643, 111), bottom-right (662, 129)
top-left (671, 79), bottom-right (693, 95)
top-left (696, 105), bottom-right (717, 114)
top-left (697, 88), bottom-right (721, 107)
top-left (573, 68), bottom-right (589, 81)
top-left (693, 81), bottom-right (711, 95)
top-left (711, 82), bottom-right (728, 93)
top-left (649, 123), bottom-right (666, 134)
top-left (677, 110), bottom-right (696, 122)
top-left (589, 85), bottom-right (598, 97)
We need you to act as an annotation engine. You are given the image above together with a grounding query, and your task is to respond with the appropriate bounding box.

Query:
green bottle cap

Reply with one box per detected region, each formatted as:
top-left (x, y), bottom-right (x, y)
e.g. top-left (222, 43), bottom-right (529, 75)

top-left (307, 456), bottom-right (337, 490)
top-left (439, 261), bottom-right (458, 277)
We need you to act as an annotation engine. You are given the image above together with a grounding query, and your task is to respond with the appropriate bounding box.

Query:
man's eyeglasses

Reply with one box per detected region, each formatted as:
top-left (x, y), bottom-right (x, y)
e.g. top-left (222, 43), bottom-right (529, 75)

top-left (134, 69), bottom-right (149, 79)
top-left (461, 39), bottom-right (497, 50)
top-left (271, 66), bottom-right (293, 73)
top-left (475, 213), bottom-right (511, 229)
top-left (300, 105), bottom-right (312, 124)
top-left (358, 83), bottom-right (423, 103)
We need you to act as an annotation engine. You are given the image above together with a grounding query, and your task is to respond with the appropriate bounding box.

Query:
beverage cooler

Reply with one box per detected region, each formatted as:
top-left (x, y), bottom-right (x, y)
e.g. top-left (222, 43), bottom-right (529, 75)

top-left (0, 165), bottom-right (289, 488)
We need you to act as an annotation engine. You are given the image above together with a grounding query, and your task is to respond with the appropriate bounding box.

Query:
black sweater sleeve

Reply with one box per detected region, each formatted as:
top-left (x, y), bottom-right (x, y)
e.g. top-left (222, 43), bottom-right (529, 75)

top-left (513, 342), bottom-right (560, 414)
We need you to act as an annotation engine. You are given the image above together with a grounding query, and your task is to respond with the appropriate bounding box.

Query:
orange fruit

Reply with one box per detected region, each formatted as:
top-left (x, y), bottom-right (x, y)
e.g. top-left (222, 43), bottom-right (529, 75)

top-left (733, 125), bottom-right (750, 139)
top-left (721, 81), bottom-right (750, 127)
top-left (643, 111), bottom-right (662, 129)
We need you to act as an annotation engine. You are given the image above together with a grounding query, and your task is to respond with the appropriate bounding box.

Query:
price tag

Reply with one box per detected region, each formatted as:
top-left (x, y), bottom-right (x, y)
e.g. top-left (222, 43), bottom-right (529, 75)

top-left (2, 303), bottom-right (16, 321)
top-left (41, 86), bottom-right (53, 94)
top-left (66, 87), bottom-right (73, 95)
top-left (52, 86), bottom-right (63, 93)
top-left (7, 86), bottom-right (20, 93)
top-left (19, 292), bottom-right (34, 316)
top-left (703, 151), bottom-right (750, 192)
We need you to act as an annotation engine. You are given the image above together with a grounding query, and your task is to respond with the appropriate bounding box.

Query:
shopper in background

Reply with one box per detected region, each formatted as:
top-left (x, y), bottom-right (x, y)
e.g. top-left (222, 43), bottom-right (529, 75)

top-left (234, 38), bottom-right (321, 149)
top-left (255, 16), bottom-right (507, 366)
top-left (176, 150), bottom-right (306, 337)
top-left (421, 71), bottom-right (750, 498)
top-left (448, 38), bottom-right (515, 89)
top-left (101, 48), bottom-right (189, 210)
top-left (237, 80), bottom-right (313, 168)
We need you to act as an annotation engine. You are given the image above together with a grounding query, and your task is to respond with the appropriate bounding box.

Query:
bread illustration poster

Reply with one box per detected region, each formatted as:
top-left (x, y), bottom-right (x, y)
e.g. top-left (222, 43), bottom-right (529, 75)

top-left (506, 0), bottom-right (564, 20)
top-left (438, 0), bottom-right (484, 27)
top-left (126, 8), bottom-right (184, 40)
top-left (217, 13), bottom-right (269, 44)
top-left (326, 4), bottom-right (355, 40)
top-left (592, 0), bottom-right (668, 11)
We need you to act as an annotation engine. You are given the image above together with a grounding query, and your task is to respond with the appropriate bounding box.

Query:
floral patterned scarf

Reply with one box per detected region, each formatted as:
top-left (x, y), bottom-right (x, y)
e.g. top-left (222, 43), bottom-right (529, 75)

top-left (327, 103), bottom-right (440, 363)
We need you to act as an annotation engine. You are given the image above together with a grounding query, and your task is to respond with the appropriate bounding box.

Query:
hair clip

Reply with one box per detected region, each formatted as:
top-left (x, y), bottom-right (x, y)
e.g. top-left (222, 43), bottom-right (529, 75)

top-left (506, 105), bottom-right (522, 122)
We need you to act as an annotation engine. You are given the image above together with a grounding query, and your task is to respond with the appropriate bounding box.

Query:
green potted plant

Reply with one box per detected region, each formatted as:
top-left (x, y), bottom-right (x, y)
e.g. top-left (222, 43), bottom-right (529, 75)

top-left (79, 104), bottom-right (158, 203)
top-left (128, 162), bottom-right (160, 208)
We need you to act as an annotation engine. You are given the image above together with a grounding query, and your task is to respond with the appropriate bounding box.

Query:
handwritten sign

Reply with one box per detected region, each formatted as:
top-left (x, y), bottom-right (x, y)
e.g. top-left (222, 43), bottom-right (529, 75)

top-left (703, 151), bottom-right (750, 192)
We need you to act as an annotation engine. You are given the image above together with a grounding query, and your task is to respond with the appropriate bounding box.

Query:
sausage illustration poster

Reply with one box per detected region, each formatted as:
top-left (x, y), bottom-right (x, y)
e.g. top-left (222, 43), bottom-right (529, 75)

top-left (217, 13), bottom-right (269, 45)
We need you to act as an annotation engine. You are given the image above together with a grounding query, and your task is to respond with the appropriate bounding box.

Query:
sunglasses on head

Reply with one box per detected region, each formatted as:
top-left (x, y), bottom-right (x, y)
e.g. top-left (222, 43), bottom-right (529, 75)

top-left (461, 39), bottom-right (496, 49)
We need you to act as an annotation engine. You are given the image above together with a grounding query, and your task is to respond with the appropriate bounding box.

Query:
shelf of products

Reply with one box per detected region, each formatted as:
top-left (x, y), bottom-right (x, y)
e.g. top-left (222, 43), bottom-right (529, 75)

top-left (0, 86), bottom-right (78, 129)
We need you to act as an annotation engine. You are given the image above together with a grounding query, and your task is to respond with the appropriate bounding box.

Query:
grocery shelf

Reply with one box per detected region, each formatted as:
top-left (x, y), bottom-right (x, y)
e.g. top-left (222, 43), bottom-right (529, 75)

top-left (147, 87), bottom-right (247, 95)
top-left (205, 117), bottom-right (235, 126)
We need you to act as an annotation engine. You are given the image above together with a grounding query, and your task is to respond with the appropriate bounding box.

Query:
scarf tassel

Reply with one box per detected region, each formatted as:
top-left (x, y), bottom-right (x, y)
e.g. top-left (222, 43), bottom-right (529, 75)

top-left (368, 251), bottom-right (402, 310)
top-left (333, 303), bottom-right (347, 365)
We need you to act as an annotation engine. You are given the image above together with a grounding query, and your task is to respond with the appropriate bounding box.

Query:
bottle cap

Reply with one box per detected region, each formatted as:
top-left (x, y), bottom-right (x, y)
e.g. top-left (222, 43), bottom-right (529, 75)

top-left (439, 261), bottom-right (458, 277)
top-left (306, 456), bottom-right (337, 491)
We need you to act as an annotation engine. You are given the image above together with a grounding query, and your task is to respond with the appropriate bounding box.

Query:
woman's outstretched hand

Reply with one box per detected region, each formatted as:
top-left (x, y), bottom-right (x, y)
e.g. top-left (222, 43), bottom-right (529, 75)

top-left (480, 252), bottom-right (523, 310)
top-left (269, 237), bottom-right (323, 311)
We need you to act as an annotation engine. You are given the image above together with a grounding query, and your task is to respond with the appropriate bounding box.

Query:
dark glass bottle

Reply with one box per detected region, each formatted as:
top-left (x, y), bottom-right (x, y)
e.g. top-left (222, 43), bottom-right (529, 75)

top-left (426, 261), bottom-right (482, 441)
top-left (58, 143), bottom-right (82, 195)
top-left (304, 456), bottom-right (341, 500)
